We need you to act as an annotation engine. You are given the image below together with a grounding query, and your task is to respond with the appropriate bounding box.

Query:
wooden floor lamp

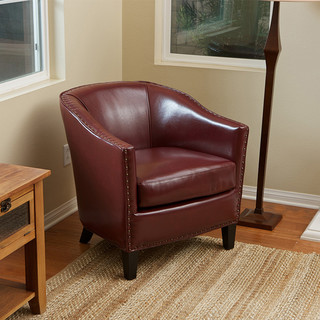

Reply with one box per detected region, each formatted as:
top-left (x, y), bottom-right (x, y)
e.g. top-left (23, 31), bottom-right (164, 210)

top-left (239, 0), bottom-right (320, 230)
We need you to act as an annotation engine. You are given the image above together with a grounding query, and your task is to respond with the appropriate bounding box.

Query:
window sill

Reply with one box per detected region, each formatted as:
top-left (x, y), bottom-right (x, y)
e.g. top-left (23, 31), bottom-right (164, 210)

top-left (155, 53), bottom-right (266, 73)
top-left (0, 78), bottom-right (65, 102)
top-left (155, 0), bottom-right (268, 74)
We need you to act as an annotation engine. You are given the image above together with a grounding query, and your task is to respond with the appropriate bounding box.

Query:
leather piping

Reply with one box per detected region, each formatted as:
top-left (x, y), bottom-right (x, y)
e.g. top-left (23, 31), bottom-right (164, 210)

top-left (144, 84), bottom-right (153, 148)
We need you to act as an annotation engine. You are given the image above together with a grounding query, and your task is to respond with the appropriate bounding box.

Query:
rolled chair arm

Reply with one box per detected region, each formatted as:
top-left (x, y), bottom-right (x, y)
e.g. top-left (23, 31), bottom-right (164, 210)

top-left (148, 83), bottom-right (249, 187)
top-left (180, 109), bottom-right (249, 193)
top-left (60, 95), bottom-right (137, 251)
top-left (168, 107), bottom-right (248, 192)
top-left (176, 109), bottom-right (249, 165)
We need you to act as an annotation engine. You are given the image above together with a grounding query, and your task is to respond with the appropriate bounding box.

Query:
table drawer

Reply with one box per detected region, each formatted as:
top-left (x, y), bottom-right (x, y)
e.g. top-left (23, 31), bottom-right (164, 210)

top-left (0, 187), bottom-right (35, 258)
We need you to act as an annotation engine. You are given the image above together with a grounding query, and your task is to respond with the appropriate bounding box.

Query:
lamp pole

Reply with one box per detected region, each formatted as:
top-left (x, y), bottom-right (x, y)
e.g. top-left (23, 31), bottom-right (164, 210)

top-left (240, 0), bottom-right (320, 229)
top-left (239, 2), bottom-right (283, 230)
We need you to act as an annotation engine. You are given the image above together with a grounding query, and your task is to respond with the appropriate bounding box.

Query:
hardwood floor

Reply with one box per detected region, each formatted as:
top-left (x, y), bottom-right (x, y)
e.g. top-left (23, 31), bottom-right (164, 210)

top-left (0, 199), bottom-right (319, 285)
top-left (206, 199), bottom-right (320, 254)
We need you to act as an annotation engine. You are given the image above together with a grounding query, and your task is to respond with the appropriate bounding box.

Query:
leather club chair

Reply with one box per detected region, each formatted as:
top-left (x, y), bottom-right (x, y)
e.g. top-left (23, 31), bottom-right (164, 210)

top-left (60, 81), bottom-right (249, 280)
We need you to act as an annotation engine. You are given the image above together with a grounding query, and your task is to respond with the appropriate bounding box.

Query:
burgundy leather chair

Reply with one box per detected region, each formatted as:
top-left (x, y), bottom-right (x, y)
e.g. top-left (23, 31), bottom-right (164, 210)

top-left (60, 81), bottom-right (249, 280)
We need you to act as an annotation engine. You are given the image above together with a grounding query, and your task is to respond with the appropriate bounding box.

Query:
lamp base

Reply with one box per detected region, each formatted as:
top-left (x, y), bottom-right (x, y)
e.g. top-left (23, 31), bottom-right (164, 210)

top-left (238, 208), bottom-right (282, 231)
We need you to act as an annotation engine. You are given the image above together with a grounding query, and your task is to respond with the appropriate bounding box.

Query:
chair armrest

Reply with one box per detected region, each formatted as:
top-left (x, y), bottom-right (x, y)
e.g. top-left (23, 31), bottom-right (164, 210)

top-left (177, 109), bottom-right (249, 189)
top-left (185, 109), bottom-right (249, 191)
top-left (150, 86), bottom-right (249, 189)
top-left (60, 95), bottom-right (137, 251)
top-left (179, 109), bottom-right (249, 166)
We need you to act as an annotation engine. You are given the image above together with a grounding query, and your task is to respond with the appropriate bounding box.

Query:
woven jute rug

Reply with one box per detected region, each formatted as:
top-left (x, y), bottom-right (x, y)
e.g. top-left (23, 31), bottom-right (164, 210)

top-left (10, 237), bottom-right (320, 320)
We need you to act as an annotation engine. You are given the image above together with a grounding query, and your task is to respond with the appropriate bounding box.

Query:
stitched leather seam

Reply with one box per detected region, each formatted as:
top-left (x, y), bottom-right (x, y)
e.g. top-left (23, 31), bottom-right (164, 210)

top-left (139, 82), bottom-right (249, 219)
top-left (63, 81), bottom-right (247, 129)
top-left (137, 82), bottom-right (249, 223)
top-left (139, 81), bottom-right (248, 129)
top-left (63, 81), bottom-right (248, 129)
top-left (61, 82), bottom-right (249, 251)
top-left (66, 93), bottom-right (90, 111)
top-left (144, 84), bottom-right (153, 148)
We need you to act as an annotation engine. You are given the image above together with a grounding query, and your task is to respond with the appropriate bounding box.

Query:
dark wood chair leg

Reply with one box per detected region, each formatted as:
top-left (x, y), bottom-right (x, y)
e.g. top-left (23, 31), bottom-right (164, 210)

top-left (80, 228), bottom-right (93, 244)
top-left (221, 224), bottom-right (237, 250)
top-left (121, 251), bottom-right (139, 280)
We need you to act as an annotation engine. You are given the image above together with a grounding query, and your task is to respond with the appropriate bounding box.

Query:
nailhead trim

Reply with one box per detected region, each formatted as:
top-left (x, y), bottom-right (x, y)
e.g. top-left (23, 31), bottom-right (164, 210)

top-left (61, 95), bottom-right (130, 150)
top-left (61, 82), bottom-right (249, 252)
top-left (140, 81), bottom-right (249, 219)
top-left (130, 218), bottom-right (238, 251)
top-left (124, 149), bottom-right (132, 251)
top-left (140, 81), bottom-right (249, 129)
top-left (236, 131), bottom-right (249, 219)
top-left (61, 93), bottom-right (134, 251)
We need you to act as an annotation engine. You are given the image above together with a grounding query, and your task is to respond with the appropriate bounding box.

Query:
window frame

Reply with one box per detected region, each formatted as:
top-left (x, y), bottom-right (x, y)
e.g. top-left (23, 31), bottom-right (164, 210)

top-left (155, 0), bottom-right (270, 72)
top-left (0, 0), bottom-right (50, 95)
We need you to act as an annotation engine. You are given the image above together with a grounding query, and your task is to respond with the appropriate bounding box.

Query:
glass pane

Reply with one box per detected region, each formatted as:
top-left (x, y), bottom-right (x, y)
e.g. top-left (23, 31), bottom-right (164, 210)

top-left (0, 0), bottom-right (42, 83)
top-left (171, 0), bottom-right (271, 60)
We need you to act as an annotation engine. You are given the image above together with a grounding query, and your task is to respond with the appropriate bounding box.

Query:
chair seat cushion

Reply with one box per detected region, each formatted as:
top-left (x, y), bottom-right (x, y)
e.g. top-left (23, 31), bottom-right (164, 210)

top-left (135, 147), bottom-right (236, 208)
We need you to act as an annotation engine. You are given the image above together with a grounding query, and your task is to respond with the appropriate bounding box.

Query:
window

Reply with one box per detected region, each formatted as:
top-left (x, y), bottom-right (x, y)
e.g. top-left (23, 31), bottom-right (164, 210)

top-left (0, 0), bottom-right (48, 91)
top-left (155, 0), bottom-right (271, 71)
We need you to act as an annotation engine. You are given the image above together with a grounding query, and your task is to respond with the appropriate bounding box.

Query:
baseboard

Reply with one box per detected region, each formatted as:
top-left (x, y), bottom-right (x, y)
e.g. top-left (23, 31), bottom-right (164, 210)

top-left (242, 186), bottom-right (320, 242)
top-left (242, 186), bottom-right (320, 210)
top-left (44, 197), bottom-right (78, 230)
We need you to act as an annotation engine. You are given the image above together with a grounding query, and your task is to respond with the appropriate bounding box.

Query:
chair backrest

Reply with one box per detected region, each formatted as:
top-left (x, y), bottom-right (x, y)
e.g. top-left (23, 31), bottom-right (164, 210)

top-left (60, 81), bottom-right (206, 150)
top-left (62, 82), bottom-right (153, 149)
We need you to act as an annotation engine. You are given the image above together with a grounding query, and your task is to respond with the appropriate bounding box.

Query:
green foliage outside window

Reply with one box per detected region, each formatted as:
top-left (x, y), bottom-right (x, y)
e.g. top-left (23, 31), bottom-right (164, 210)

top-left (171, 0), bottom-right (270, 60)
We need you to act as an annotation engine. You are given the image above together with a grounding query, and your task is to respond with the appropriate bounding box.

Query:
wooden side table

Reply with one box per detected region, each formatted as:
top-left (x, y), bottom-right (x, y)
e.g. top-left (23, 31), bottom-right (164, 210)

top-left (0, 163), bottom-right (51, 320)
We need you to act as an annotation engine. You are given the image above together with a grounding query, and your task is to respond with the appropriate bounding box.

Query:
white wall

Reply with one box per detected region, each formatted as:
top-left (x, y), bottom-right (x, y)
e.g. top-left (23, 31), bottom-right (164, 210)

top-left (1, 0), bottom-right (320, 217)
top-left (0, 0), bottom-right (122, 213)
top-left (123, 0), bottom-right (320, 197)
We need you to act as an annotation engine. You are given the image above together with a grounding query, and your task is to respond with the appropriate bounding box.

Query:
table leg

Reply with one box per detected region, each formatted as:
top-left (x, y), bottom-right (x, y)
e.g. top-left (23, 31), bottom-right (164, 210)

top-left (25, 181), bottom-right (46, 314)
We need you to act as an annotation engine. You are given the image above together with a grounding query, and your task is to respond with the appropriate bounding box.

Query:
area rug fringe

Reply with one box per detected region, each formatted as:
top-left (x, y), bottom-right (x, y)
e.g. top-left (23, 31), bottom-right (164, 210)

top-left (9, 237), bottom-right (320, 320)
